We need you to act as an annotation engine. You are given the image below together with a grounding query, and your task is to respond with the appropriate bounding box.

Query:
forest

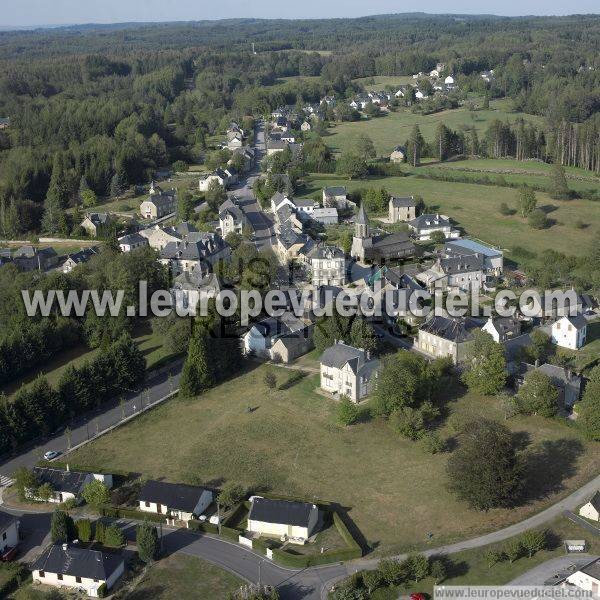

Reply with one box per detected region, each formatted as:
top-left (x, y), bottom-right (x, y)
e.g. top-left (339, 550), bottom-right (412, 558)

top-left (0, 13), bottom-right (599, 237)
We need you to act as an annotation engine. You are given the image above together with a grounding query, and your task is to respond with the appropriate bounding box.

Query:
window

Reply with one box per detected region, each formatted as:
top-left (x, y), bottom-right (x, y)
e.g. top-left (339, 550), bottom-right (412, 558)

top-left (39, 571), bottom-right (45, 578)
top-left (76, 576), bottom-right (82, 583)
top-left (57, 574), bottom-right (63, 580)
top-left (145, 501), bottom-right (150, 507)
top-left (2, 532), bottom-right (5, 540)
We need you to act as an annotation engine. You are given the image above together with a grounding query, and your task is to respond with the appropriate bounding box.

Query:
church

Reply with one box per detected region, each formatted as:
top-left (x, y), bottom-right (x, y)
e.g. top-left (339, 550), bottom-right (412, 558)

top-left (351, 204), bottom-right (418, 263)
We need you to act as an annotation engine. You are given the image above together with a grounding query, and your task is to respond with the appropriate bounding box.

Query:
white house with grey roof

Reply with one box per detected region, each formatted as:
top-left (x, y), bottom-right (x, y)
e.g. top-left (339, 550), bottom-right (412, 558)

top-left (323, 186), bottom-right (353, 209)
top-left (408, 213), bottom-right (458, 241)
top-left (138, 480), bottom-right (214, 523)
top-left (389, 196), bottom-right (417, 222)
top-left (247, 497), bottom-right (319, 544)
top-left (32, 543), bottom-right (124, 596)
top-left (60, 247), bottom-right (99, 273)
top-left (320, 341), bottom-right (380, 402)
top-left (243, 313), bottom-right (311, 358)
top-left (30, 467), bottom-right (113, 504)
top-left (551, 314), bottom-right (588, 350)
top-left (170, 264), bottom-right (221, 314)
top-left (118, 233), bottom-right (148, 253)
top-left (564, 558), bottom-right (600, 596)
top-left (418, 253), bottom-right (484, 292)
top-left (159, 233), bottom-right (230, 276)
top-left (482, 316), bottom-right (521, 343)
top-left (219, 198), bottom-right (246, 237)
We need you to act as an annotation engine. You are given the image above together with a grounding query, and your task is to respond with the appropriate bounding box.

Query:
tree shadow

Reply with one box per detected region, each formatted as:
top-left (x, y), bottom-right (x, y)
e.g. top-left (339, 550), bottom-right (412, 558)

top-left (521, 438), bottom-right (584, 503)
top-left (538, 204), bottom-right (558, 214)
top-left (126, 585), bottom-right (166, 599)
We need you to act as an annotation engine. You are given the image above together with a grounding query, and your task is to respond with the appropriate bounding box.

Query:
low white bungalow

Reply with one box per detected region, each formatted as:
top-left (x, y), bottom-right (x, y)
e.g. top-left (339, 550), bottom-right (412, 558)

top-left (565, 558), bottom-right (600, 596)
top-left (247, 497), bottom-right (319, 544)
top-left (138, 480), bottom-right (214, 523)
top-left (32, 543), bottom-right (124, 597)
top-left (31, 467), bottom-right (113, 504)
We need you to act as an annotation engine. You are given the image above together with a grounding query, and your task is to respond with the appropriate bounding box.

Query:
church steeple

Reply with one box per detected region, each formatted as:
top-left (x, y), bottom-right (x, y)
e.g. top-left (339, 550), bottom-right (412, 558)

top-left (355, 203), bottom-right (370, 238)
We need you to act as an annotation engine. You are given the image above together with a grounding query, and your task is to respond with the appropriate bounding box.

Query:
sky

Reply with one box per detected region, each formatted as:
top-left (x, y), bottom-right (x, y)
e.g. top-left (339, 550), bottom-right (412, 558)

top-left (2, 0), bottom-right (599, 27)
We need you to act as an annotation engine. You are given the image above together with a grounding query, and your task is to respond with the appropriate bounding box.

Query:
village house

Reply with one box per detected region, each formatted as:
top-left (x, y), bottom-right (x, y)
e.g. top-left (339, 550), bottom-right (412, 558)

top-left (229, 146), bottom-right (255, 171)
top-left (270, 191), bottom-right (295, 213)
top-left (310, 207), bottom-right (338, 226)
top-left (138, 480), bottom-right (214, 523)
top-left (243, 313), bottom-right (311, 358)
top-left (171, 265), bottom-right (220, 314)
top-left (579, 491), bottom-right (600, 522)
top-left (292, 197), bottom-right (319, 217)
top-left (30, 467), bottom-right (113, 504)
top-left (32, 543), bottom-right (124, 597)
top-left (139, 189), bottom-right (176, 219)
top-left (275, 227), bottom-right (313, 263)
top-left (12, 246), bottom-right (59, 272)
top-left (247, 497), bottom-right (319, 544)
top-left (300, 120), bottom-right (312, 132)
top-left (60, 247), bottom-right (99, 273)
top-left (138, 225), bottom-right (181, 250)
top-left (417, 253), bottom-right (484, 292)
top-left (564, 558), bottom-right (600, 596)
top-left (311, 245), bottom-right (346, 287)
top-left (198, 168), bottom-right (230, 192)
top-left (517, 361), bottom-right (582, 408)
top-left (80, 212), bottom-right (114, 237)
top-left (408, 213), bottom-right (458, 241)
top-left (322, 186), bottom-right (352, 208)
top-left (551, 314), bottom-right (588, 350)
top-left (159, 233), bottom-right (230, 275)
top-left (0, 513), bottom-right (19, 559)
top-left (219, 198), bottom-right (246, 237)
top-left (388, 196), bottom-right (417, 222)
top-left (226, 130), bottom-right (244, 150)
top-left (389, 145), bottom-right (407, 163)
top-left (482, 316), bottom-right (521, 343)
top-left (320, 341), bottom-right (380, 402)
top-left (270, 332), bottom-right (314, 364)
top-left (417, 315), bottom-right (481, 363)
top-left (118, 232), bottom-right (149, 253)
top-left (444, 239), bottom-right (503, 275)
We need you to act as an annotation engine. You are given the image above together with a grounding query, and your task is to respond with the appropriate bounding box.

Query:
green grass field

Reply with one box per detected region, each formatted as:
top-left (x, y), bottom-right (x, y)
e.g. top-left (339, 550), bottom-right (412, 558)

top-left (324, 99), bottom-right (544, 157)
top-left (68, 363), bottom-right (600, 554)
top-left (353, 75), bottom-right (416, 90)
top-left (300, 173), bottom-right (600, 259)
top-left (125, 554), bottom-right (242, 600)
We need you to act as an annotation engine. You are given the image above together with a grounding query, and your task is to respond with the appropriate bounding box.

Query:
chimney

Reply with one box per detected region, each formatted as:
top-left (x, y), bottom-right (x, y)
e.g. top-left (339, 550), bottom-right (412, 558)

top-left (66, 463), bottom-right (70, 472)
top-left (534, 359), bottom-right (540, 368)
top-left (62, 543), bottom-right (68, 551)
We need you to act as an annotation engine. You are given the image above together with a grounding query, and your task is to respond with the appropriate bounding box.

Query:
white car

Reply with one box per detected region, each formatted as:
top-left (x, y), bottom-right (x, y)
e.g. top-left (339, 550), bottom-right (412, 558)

top-left (43, 450), bottom-right (59, 461)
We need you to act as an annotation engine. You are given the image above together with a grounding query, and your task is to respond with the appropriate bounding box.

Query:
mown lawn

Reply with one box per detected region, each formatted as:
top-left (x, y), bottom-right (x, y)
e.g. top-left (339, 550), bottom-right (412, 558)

top-left (300, 173), bottom-right (600, 259)
top-left (116, 554), bottom-right (241, 600)
top-left (324, 99), bottom-right (544, 157)
top-left (68, 363), bottom-right (600, 554)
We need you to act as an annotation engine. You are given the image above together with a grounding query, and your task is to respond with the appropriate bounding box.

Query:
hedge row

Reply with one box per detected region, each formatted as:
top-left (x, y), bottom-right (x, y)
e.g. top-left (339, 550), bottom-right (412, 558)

top-left (187, 519), bottom-right (239, 540)
top-left (0, 564), bottom-right (28, 597)
top-left (98, 505), bottom-right (167, 523)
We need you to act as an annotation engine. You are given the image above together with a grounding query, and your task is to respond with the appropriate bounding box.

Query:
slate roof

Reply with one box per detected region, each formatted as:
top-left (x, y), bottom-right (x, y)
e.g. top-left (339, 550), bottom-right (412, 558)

top-left (172, 266), bottom-right (220, 293)
top-left (321, 342), bottom-right (367, 371)
top-left (323, 186), bottom-right (347, 197)
top-left (250, 313), bottom-right (307, 339)
top-left (579, 558), bottom-right (600, 581)
top-left (356, 203), bottom-right (369, 225)
top-left (32, 544), bottom-right (123, 581)
top-left (312, 245), bottom-right (344, 260)
top-left (0, 511), bottom-right (17, 532)
top-left (249, 497), bottom-right (316, 527)
top-left (139, 480), bottom-right (212, 513)
top-left (160, 234), bottom-right (227, 261)
top-left (33, 467), bottom-right (89, 495)
top-left (438, 253), bottom-right (484, 274)
top-left (118, 233), bottom-right (147, 246)
top-left (390, 196), bottom-right (416, 208)
top-left (64, 247), bottom-right (98, 265)
top-left (420, 316), bottom-right (481, 343)
top-left (175, 222), bottom-right (199, 236)
top-left (85, 213), bottom-right (111, 226)
top-left (312, 208), bottom-right (338, 220)
top-left (520, 362), bottom-right (582, 395)
top-left (586, 491), bottom-right (600, 511)
top-left (562, 314), bottom-right (588, 329)
top-left (409, 214), bottom-right (451, 230)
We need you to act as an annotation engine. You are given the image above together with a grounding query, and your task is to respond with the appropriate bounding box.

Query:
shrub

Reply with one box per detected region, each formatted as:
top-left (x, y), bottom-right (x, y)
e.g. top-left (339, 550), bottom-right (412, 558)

top-left (218, 482), bottom-right (245, 509)
top-left (137, 522), bottom-right (160, 563)
top-left (420, 432), bottom-right (446, 454)
top-left (97, 583), bottom-right (108, 598)
top-left (95, 521), bottom-right (106, 544)
top-left (337, 396), bottom-right (360, 426)
top-left (504, 539), bottom-right (523, 563)
top-left (528, 209), bottom-right (549, 229)
top-left (76, 519), bottom-right (92, 542)
top-left (104, 524), bottom-right (126, 547)
top-left (51, 510), bottom-right (74, 543)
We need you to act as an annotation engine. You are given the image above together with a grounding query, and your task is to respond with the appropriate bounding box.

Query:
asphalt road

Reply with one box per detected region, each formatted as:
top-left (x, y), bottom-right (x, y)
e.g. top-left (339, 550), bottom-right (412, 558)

top-left (0, 365), bottom-right (182, 478)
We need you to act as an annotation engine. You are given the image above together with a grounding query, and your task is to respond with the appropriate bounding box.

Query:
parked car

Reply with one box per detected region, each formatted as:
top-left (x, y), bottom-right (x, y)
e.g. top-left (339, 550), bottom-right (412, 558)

top-left (43, 450), bottom-right (59, 461)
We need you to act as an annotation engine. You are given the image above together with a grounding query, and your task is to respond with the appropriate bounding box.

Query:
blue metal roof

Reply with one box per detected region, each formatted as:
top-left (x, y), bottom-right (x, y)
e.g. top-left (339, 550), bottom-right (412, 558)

top-left (446, 238), bottom-right (501, 257)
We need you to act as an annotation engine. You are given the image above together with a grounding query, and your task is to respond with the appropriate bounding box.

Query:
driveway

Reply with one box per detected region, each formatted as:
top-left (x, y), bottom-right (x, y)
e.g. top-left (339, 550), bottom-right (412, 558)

top-left (509, 555), bottom-right (599, 585)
